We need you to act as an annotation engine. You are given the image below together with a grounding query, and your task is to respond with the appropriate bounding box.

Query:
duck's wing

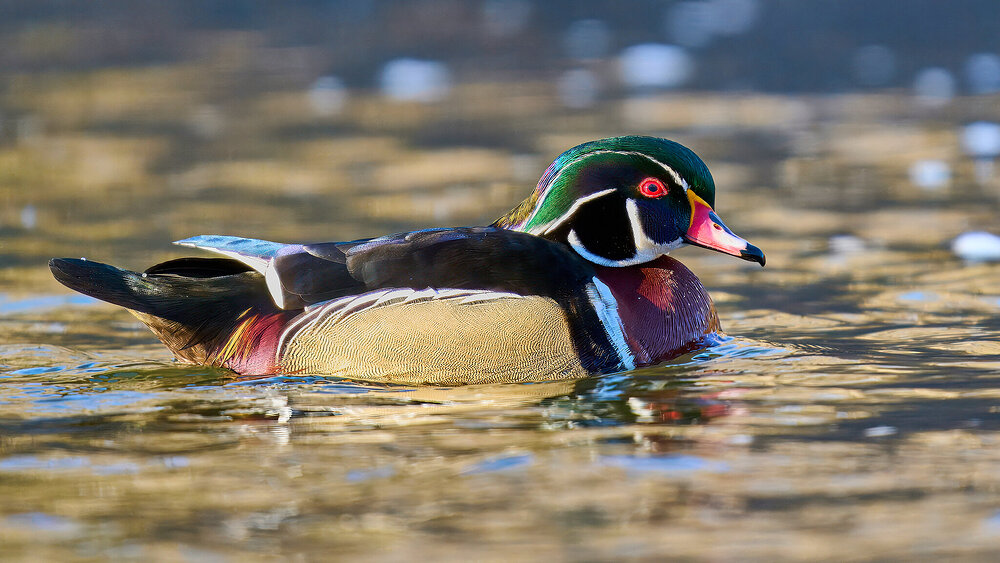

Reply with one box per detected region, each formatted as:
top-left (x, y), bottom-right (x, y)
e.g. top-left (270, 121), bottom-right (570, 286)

top-left (340, 227), bottom-right (596, 298)
top-left (175, 235), bottom-right (365, 309)
top-left (176, 227), bottom-right (595, 309)
top-left (175, 230), bottom-right (623, 376)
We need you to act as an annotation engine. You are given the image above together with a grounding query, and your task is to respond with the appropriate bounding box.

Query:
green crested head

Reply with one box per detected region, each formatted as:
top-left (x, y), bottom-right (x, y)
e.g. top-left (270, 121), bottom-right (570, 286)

top-left (495, 135), bottom-right (764, 267)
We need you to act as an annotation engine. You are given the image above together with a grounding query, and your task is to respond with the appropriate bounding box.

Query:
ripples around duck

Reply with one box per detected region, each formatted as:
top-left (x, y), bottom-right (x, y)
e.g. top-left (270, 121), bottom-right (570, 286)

top-left (4, 241), bottom-right (1000, 558)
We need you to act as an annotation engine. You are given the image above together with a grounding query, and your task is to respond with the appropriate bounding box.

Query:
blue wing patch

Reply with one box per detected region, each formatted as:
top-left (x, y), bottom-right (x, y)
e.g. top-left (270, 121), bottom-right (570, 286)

top-left (174, 235), bottom-right (291, 274)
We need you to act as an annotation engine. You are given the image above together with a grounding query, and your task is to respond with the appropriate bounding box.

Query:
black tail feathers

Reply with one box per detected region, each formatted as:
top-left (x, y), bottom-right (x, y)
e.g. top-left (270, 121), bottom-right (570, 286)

top-left (49, 257), bottom-right (279, 365)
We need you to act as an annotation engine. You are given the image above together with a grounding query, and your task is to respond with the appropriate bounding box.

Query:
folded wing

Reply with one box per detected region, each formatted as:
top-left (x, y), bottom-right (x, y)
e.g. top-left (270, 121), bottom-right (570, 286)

top-left (175, 227), bottom-right (596, 310)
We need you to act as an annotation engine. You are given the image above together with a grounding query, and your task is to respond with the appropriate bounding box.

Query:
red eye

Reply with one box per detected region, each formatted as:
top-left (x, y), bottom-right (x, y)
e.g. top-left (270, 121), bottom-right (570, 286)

top-left (638, 177), bottom-right (668, 198)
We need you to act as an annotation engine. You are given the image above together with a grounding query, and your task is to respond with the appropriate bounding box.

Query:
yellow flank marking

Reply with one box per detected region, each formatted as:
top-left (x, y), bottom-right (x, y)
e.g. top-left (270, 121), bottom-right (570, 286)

top-left (214, 314), bottom-right (257, 366)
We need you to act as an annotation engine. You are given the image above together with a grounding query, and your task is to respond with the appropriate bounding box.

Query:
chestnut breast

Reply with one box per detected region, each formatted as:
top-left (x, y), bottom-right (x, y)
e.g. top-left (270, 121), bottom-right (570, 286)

top-left (594, 256), bottom-right (720, 365)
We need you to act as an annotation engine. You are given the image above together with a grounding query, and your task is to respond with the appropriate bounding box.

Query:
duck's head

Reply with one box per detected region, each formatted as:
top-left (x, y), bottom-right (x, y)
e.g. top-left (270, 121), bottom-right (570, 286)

top-left (496, 135), bottom-right (765, 267)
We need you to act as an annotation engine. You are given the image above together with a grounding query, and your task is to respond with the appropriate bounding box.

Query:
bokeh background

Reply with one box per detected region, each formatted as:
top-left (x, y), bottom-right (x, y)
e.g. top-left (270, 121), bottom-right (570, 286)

top-left (2, 0), bottom-right (999, 271)
top-left (3, 1), bottom-right (1000, 560)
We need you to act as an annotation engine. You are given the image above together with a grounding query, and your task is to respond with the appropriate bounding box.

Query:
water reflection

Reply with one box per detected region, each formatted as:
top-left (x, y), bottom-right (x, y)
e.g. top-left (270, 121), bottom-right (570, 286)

top-left (3, 3), bottom-right (1000, 558)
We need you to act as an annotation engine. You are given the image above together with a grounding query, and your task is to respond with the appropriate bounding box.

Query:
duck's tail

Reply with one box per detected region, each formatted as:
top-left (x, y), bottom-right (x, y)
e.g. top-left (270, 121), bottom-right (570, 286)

top-left (49, 257), bottom-right (296, 374)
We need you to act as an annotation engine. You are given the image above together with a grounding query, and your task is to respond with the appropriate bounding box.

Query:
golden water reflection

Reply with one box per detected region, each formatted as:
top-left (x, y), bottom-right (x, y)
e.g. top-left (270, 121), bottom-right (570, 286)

top-left (2, 61), bottom-right (1000, 559)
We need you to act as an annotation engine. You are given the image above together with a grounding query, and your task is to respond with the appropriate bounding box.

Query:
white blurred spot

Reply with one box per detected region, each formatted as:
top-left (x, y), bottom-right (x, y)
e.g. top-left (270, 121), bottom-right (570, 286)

top-left (913, 67), bottom-right (955, 107)
top-left (308, 76), bottom-right (348, 116)
top-left (564, 19), bottom-right (612, 60)
top-left (863, 425), bottom-right (897, 438)
top-left (962, 121), bottom-right (1000, 158)
top-left (20, 204), bottom-right (37, 230)
top-left (828, 234), bottom-right (866, 256)
top-left (619, 44), bottom-right (693, 90)
top-left (953, 232), bottom-right (1000, 262)
top-left (851, 45), bottom-right (896, 87)
top-left (965, 53), bottom-right (1000, 95)
top-left (557, 69), bottom-right (600, 109)
top-left (908, 159), bottom-right (950, 190)
top-left (726, 434), bottom-right (753, 446)
top-left (481, 0), bottom-right (532, 38)
top-left (962, 121), bottom-right (1000, 184)
top-left (379, 58), bottom-right (452, 103)
top-left (826, 234), bottom-right (866, 268)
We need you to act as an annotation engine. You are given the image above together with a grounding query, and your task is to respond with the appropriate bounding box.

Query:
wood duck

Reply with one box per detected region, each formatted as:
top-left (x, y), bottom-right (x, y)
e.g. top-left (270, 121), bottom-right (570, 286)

top-left (50, 136), bottom-right (764, 385)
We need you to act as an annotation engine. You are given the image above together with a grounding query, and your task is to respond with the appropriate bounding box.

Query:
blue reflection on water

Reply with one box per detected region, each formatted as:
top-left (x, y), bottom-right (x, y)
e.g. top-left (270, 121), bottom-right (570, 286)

top-left (347, 465), bottom-right (396, 482)
top-left (0, 455), bottom-right (147, 476)
top-left (462, 453), bottom-right (534, 474)
top-left (0, 384), bottom-right (164, 415)
top-left (3, 512), bottom-right (82, 535)
top-left (5, 366), bottom-right (64, 376)
top-left (0, 293), bottom-right (98, 314)
top-left (35, 389), bottom-right (159, 409)
top-left (899, 291), bottom-right (939, 302)
top-left (0, 455), bottom-right (91, 471)
top-left (600, 454), bottom-right (729, 474)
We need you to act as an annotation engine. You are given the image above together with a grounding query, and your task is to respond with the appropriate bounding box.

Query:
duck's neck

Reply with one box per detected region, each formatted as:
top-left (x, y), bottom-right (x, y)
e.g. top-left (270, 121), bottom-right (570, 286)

top-left (593, 256), bottom-right (720, 366)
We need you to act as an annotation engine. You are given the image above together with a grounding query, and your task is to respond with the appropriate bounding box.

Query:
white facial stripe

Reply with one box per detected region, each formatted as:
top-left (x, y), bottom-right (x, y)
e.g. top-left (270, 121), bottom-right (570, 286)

top-left (522, 150), bottom-right (689, 229)
top-left (534, 188), bottom-right (617, 236)
top-left (627, 198), bottom-right (656, 262)
top-left (566, 200), bottom-right (684, 267)
top-left (585, 278), bottom-right (636, 371)
top-left (626, 198), bottom-right (672, 263)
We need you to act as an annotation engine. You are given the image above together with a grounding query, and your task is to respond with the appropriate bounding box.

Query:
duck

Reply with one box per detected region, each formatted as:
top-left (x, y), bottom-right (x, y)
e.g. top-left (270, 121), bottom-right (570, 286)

top-left (49, 135), bottom-right (764, 385)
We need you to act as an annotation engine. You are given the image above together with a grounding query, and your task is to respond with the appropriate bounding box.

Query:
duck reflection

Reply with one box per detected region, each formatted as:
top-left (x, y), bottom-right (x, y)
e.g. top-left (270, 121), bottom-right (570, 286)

top-left (222, 366), bottom-right (737, 429)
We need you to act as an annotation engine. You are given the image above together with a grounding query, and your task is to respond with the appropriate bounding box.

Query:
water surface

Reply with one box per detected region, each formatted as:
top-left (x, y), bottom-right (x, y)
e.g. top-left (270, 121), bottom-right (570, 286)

top-left (3, 66), bottom-right (1000, 560)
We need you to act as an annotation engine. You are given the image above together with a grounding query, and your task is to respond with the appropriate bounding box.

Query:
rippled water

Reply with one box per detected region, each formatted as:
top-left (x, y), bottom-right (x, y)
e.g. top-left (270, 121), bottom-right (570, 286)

top-left (3, 66), bottom-right (1000, 558)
